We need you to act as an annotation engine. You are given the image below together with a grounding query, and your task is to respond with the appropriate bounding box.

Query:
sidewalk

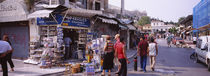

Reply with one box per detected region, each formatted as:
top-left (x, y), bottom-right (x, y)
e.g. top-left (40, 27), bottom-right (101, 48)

top-left (183, 40), bottom-right (196, 49)
top-left (0, 59), bottom-right (65, 76)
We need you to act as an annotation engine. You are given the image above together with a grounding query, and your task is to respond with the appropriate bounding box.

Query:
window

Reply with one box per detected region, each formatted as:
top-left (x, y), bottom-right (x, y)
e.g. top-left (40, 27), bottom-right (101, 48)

top-left (95, 2), bottom-right (100, 10)
top-left (50, 0), bottom-right (59, 5)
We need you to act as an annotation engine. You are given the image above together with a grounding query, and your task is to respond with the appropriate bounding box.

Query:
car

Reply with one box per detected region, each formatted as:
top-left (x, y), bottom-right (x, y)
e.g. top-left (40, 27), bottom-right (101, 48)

top-left (172, 37), bottom-right (185, 47)
top-left (195, 36), bottom-right (210, 71)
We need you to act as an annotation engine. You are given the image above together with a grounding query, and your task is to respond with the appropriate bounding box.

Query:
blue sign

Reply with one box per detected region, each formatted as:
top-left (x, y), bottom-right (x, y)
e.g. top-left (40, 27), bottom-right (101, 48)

top-left (37, 14), bottom-right (90, 27)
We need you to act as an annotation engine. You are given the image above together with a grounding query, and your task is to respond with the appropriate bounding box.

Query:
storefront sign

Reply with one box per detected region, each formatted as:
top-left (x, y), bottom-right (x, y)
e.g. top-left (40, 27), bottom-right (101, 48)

top-left (37, 15), bottom-right (90, 27)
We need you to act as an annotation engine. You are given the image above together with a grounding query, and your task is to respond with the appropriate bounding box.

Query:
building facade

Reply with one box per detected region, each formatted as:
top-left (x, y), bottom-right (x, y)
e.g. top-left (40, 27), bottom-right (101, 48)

top-left (151, 20), bottom-right (175, 34)
top-left (193, 0), bottom-right (210, 36)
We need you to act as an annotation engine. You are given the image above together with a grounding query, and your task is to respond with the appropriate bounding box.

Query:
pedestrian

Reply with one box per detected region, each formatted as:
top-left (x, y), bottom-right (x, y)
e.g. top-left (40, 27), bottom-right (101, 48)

top-left (149, 38), bottom-right (158, 71)
top-left (114, 34), bottom-right (121, 73)
top-left (193, 36), bottom-right (197, 44)
top-left (115, 38), bottom-right (129, 76)
top-left (101, 36), bottom-right (115, 76)
top-left (167, 35), bottom-right (172, 47)
top-left (137, 36), bottom-right (149, 72)
top-left (3, 35), bottom-right (15, 71)
top-left (0, 40), bottom-right (13, 76)
top-left (64, 35), bottom-right (72, 60)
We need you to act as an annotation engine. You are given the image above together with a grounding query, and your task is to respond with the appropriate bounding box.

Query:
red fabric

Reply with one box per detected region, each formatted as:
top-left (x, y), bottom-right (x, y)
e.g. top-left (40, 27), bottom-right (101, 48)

top-left (138, 40), bottom-right (149, 56)
top-left (114, 39), bottom-right (120, 50)
top-left (116, 43), bottom-right (125, 59)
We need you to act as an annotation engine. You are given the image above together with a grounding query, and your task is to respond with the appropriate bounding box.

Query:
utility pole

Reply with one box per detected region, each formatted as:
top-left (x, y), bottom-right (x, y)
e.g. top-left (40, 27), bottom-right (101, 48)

top-left (121, 0), bottom-right (124, 18)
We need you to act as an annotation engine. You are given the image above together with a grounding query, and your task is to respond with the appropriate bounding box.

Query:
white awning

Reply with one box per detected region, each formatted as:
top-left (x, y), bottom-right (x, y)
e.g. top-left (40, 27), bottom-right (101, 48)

top-left (127, 25), bottom-right (136, 30)
top-left (28, 10), bottom-right (53, 19)
top-left (98, 17), bottom-right (118, 24)
top-left (63, 8), bottom-right (103, 17)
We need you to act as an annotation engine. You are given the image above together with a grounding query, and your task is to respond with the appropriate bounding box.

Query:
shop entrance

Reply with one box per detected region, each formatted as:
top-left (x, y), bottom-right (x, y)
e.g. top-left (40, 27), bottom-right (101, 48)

top-left (63, 28), bottom-right (79, 59)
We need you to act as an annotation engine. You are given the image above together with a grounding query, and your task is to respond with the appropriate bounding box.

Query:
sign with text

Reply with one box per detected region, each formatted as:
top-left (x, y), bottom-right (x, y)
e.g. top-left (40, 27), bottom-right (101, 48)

top-left (37, 14), bottom-right (90, 27)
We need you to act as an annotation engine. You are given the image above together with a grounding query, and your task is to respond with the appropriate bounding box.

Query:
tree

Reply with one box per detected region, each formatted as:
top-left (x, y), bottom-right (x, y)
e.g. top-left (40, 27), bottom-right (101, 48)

top-left (169, 27), bottom-right (178, 34)
top-left (138, 16), bottom-right (151, 26)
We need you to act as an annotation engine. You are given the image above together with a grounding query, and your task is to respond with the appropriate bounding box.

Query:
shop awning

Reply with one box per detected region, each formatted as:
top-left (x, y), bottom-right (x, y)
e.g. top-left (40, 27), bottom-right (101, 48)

top-left (98, 17), bottom-right (118, 24)
top-left (127, 25), bottom-right (136, 30)
top-left (119, 24), bottom-right (128, 30)
top-left (197, 24), bottom-right (210, 31)
top-left (62, 8), bottom-right (103, 17)
top-left (28, 10), bottom-right (53, 19)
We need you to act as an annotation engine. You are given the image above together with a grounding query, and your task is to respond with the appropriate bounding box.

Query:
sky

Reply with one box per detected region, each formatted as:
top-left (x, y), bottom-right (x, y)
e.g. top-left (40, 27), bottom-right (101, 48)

top-left (109, 0), bottom-right (201, 22)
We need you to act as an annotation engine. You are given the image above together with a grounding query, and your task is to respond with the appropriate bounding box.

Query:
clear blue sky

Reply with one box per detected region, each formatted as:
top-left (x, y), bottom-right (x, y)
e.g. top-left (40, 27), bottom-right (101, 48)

top-left (109, 0), bottom-right (200, 22)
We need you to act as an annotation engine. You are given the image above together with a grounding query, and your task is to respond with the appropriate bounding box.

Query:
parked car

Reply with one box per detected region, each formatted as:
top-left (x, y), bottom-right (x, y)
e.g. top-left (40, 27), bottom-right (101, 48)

top-left (172, 37), bottom-right (185, 47)
top-left (195, 36), bottom-right (210, 71)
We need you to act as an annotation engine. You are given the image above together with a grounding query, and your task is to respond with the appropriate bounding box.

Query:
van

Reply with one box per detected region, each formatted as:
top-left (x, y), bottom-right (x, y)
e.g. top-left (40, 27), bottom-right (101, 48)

top-left (195, 36), bottom-right (210, 71)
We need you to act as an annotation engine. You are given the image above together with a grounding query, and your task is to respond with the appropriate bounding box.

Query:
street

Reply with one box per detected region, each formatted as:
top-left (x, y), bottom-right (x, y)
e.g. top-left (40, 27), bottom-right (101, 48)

top-left (1, 39), bottom-right (210, 76)
top-left (41, 38), bottom-right (210, 76)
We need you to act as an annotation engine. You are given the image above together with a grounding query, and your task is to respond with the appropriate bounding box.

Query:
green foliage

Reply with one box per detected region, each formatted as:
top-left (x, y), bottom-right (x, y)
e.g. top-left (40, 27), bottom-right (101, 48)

top-left (138, 16), bottom-right (151, 26)
top-left (169, 27), bottom-right (178, 34)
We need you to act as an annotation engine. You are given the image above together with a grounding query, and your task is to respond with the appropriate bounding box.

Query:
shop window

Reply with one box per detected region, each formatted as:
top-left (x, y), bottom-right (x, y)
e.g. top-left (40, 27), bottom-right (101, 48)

top-left (95, 2), bottom-right (100, 10)
top-left (69, 0), bottom-right (76, 3)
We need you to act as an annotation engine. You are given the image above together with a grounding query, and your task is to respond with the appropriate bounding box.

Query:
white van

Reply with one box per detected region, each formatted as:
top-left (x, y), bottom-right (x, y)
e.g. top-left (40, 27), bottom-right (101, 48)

top-left (195, 36), bottom-right (210, 71)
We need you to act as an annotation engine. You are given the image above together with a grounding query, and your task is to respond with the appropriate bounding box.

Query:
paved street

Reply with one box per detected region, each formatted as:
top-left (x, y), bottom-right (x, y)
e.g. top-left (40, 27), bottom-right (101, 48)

top-left (1, 38), bottom-right (210, 76)
top-left (42, 38), bottom-right (210, 76)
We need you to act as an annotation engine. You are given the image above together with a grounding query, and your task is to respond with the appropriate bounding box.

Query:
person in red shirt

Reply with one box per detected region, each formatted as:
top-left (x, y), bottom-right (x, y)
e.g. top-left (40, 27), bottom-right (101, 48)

top-left (115, 38), bottom-right (129, 76)
top-left (137, 36), bottom-right (149, 72)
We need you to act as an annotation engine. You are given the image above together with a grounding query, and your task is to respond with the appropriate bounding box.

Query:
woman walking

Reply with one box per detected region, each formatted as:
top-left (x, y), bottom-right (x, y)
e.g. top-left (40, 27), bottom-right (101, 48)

top-left (101, 36), bottom-right (115, 76)
top-left (149, 38), bottom-right (158, 71)
top-left (3, 35), bottom-right (14, 71)
top-left (115, 38), bottom-right (129, 76)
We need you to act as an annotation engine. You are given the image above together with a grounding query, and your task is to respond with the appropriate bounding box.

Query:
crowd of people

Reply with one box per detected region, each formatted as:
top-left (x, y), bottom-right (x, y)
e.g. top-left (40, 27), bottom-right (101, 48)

top-left (100, 34), bottom-right (158, 76)
top-left (0, 33), bottom-right (159, 76)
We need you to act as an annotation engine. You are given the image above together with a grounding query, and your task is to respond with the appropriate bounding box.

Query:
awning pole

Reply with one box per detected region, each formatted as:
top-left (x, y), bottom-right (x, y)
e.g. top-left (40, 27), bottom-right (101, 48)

top-left (60, 9), bottom-right (69, 26)
top-left (50, 13), bottom-right (59, 24)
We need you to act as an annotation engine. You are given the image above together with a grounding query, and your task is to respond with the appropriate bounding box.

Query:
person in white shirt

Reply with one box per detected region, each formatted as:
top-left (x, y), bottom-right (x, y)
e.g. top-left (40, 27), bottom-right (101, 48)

top-left (148, 38), bottom-right (158, 71)
top-left (193, 36), bottom-right (197, 44)
top-left (0, 40), bottom-right (12, 76)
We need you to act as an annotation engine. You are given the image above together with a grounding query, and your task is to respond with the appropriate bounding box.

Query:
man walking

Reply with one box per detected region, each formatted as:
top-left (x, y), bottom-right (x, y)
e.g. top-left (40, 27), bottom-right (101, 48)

top-left (0, 40), bottom-right (12, 76)
top-left (137, 36), bottom-right (149, 72)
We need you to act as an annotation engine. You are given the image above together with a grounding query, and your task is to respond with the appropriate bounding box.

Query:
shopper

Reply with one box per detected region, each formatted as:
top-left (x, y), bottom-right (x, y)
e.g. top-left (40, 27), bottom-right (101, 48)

top-left (3, 35), bottom-right (15, 71)
top-left (64, 35), bottom-right (72, 60)
top-left (167, 35), bottom-right (172, 47)
top-left (101, 36), bottom-right (115, 76)
top-left (149, 38), bottom-right (158, 71)
top-left (114, 34), bottom-right (121, 73)
top-left (137, 36), bottom-right (149, 73)
top-left (115, 38), bottom-right (129, 76)
top-left (0, 40), bottom-right (12, 76)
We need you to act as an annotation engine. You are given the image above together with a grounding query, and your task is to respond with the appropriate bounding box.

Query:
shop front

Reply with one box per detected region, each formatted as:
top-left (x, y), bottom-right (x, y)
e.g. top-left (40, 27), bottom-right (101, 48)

top-left (0, 0), bottom-right (29, 58)
top-left (25, 14), bottom-right (91, 66)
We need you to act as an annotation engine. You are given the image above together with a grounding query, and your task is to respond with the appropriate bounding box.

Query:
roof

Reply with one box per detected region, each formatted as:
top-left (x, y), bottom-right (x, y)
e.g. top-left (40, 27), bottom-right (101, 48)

top-left (127, 25), bottom-right (136, 30)
top-left (144, 24), bottom-right (151, 27)
top-left (28, 10), bottom-right (53, 19)
top-left (180, 15), bottom-right (193, 24)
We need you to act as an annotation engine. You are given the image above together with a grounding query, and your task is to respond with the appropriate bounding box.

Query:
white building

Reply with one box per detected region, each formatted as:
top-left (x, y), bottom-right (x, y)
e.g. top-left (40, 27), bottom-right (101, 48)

top-left (151, 20), bottom-right (175, 33)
